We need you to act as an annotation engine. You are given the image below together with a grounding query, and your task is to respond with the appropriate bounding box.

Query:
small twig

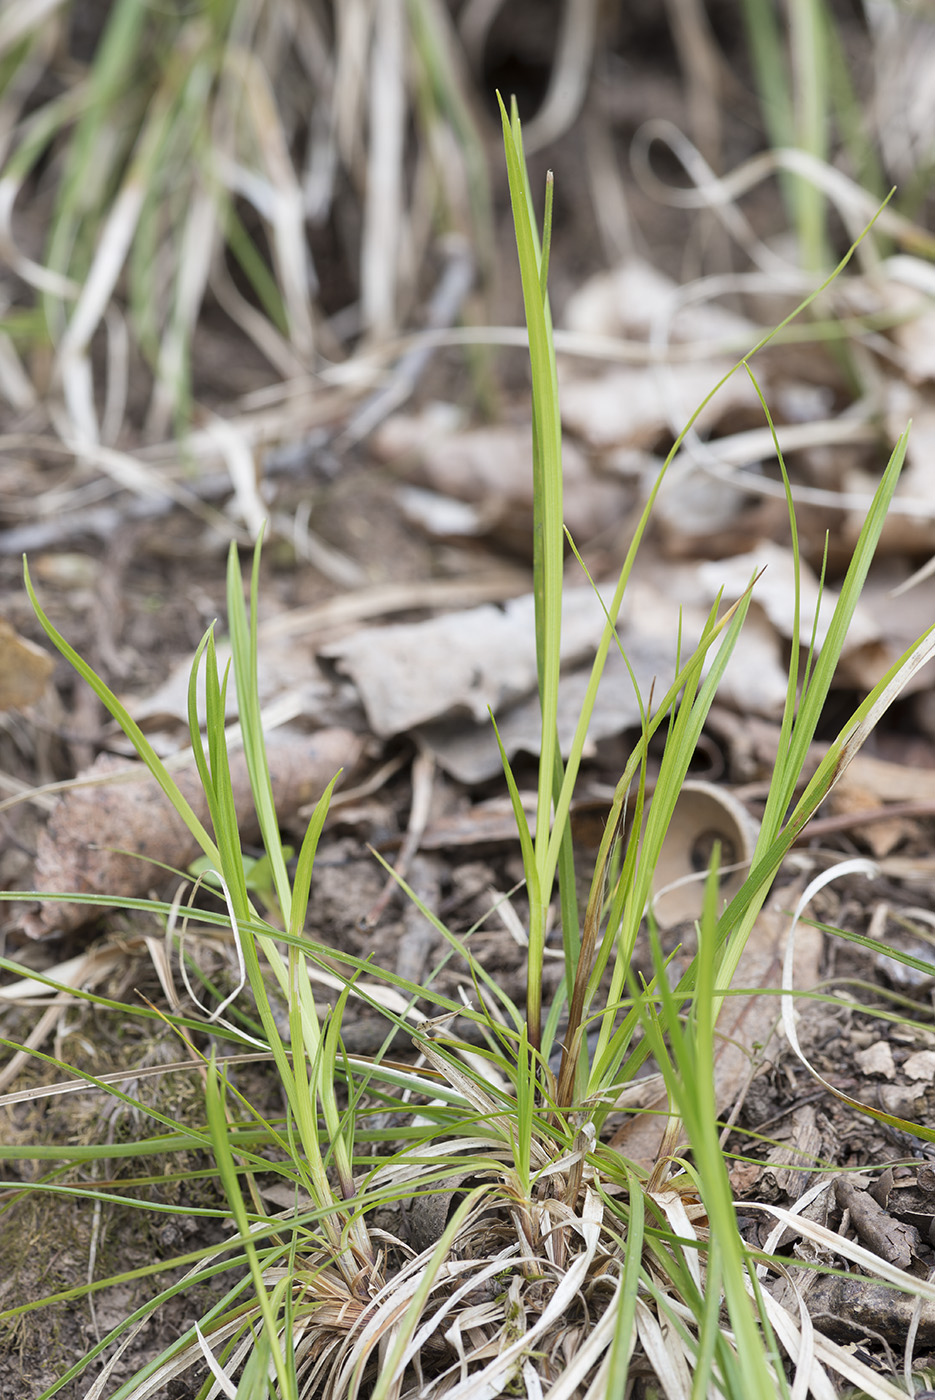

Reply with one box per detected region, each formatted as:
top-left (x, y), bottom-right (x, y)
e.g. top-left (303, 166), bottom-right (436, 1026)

top-left (796, 800), bottom-right (935, 842)
top-left (360, 749), bottom-right (436, 930)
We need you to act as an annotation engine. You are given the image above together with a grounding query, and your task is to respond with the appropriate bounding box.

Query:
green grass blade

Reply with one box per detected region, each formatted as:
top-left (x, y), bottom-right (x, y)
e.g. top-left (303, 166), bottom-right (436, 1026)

top-left (498, 93), bottom-right (564, 1049)
top-left (290, 777), bottom-right (339, 941)
top-left (205, 1054), bottom-right (293, 1398)
top-left (226, 533), bottom-right (293, 925)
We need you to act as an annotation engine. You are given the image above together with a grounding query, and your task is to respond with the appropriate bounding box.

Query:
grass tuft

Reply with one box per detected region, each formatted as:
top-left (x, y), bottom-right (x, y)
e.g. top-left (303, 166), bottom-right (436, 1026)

top-left (2, 47), bottom-right (935, 1400)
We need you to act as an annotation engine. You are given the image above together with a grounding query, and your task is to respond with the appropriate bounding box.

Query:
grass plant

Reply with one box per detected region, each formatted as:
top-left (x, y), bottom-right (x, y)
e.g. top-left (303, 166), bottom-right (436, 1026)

top-left (0, 0), bottom-right (490, 448)
top-left (4, 79), bottom-right (935, 1400)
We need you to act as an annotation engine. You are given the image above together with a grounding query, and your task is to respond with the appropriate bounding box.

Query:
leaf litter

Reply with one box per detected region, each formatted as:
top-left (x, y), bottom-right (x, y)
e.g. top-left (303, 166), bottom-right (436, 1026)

top-left (7, 5), bottom-right (935, 1398)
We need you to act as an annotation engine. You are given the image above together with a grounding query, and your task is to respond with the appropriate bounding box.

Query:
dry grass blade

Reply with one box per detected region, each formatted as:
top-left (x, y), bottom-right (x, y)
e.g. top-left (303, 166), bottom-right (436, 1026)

top-left (633, 118), bottom-right (935, 258)
top-left (0, 0), bottom-right (65, 53)
top-left (543, 1275), bottom-right (626, 1400)
top-left (203, 415), bottom-right (268, 539)
top-left (57, 180), bottom-right (144, 442)
top-left (0, 0), bottom-right (490, 516)
top-left (220, 44), bottom-right (316, 357)
top-left (634, 1298), bottom-right (694, 1400)
top-left (523, 0), bottom-right (600, 154)
top-left (361, 0), bottom-right (405, 336)
top-left (662, 0), bottom-right (724, 166)
top-left (439, 1189), bottom-right (603, 1400)
top-left (146, 187), bottom-right (216, 436)
top-left (754, 1198), bottom-right (935, 1307)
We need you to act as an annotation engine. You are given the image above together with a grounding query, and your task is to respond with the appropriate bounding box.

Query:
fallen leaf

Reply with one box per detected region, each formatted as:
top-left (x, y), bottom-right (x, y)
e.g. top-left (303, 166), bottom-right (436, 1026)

top-left (562, 256), bottom-right (756, 346)
top-left (22, 728), bottom-right (362, 938)
top-left (829, 782), bottom-right (914, 859)
top-left (559, 359), bottom-right (759, 450)
top-left (418, 633), bottom-right (675, 784)
top-left (0, 617), bottom-right (54, 710)
top-left (697, 540), bottom-right (878, 653)
top-left (378, 419), bottom-right (628, 549)
top-left (322, 586), bottom-right (613, 740)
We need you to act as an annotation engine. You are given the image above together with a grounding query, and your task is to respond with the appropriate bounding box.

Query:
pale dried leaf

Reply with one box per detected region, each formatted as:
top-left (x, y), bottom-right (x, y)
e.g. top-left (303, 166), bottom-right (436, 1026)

top-left (563, 256), bottom-right (755, 347)
top-left (379, 421), bottom-right (626, 548)
top-left (442, 1190), bottom-right (603, 1400)
top-left (419, 630), bottom-right (676, 784)
top-left (697, 540), bottom-right (878, 653)
top-left (559, 359), bottom-right (758, 449)
top-left (322, 587), bottom-right (611, 739)
top-left (634, 1298), bottom-right (693, 1400)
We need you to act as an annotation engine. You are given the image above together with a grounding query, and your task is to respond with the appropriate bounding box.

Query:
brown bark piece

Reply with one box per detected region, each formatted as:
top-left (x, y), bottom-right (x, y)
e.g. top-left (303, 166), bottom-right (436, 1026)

top-left (834, 1175), bottom-right (921, 1269)
top-left (23, 728), bottom-right (362, 938)
top-left (758, 1105), bottom-right (823, 1203)
top-left (805, 1272), bottom-right (935, 1345)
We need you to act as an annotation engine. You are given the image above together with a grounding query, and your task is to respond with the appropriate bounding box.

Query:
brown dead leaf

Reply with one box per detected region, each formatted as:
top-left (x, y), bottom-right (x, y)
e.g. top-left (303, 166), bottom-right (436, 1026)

top-left (828, 783), bottom-right (915, 859)
top-left (22, 728), bottom-right (362, 938)
top-left (0, 617), bottom-right (54, 710)
top-left (612, 885), bottom-right (820, 1169)
top-left (843, 752), bottom-right (935, 803)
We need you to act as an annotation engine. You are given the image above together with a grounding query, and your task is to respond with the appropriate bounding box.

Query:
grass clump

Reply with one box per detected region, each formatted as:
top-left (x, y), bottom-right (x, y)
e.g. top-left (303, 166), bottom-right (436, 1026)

top-left (2, 101), bottom-right (935, 1400)
top-left (0, 0), bottom-right (490, 446)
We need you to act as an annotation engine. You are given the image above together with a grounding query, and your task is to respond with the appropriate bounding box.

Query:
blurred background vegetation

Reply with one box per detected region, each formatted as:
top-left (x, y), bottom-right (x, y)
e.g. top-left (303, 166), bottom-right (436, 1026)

top-left (2, 0), bottom-right (933, 454)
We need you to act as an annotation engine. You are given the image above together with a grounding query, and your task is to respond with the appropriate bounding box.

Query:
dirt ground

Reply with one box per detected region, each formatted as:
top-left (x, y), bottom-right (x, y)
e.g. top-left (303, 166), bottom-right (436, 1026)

top-left (5, 2), bottom-right (935, 1395)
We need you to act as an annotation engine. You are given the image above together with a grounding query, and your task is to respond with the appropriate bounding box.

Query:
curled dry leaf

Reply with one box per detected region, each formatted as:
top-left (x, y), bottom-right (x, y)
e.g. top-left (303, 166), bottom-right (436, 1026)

top-left (651, 779), bottom-right (759, 930)
top-left (22, 728), bottom-right (362, 939)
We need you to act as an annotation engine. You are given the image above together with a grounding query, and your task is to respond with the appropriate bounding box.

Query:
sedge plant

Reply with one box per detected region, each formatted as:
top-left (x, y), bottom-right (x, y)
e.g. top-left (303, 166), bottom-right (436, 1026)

top-left (2, 99), bottom-right (935, 1400)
